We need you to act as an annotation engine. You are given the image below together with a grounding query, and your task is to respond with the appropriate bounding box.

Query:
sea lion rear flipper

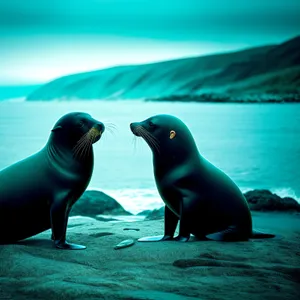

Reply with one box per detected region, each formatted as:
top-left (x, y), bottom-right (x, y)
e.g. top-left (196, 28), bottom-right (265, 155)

top-left (251, 229), bottom-right (275, 239)
top-left (50, 195), bottom-right (86, 250)
top-left (206, 226), bottom-right (249, 242)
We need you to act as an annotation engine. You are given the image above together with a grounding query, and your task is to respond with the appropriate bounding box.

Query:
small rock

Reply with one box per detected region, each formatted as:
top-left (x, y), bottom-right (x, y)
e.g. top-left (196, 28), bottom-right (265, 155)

top-left (136, 210), bottom-right (152, 216)
top-left (145, 207), bottom-right (165, 220)
top-left (123, 228), bottom-right (140, 231)
top-left (142, 190), bottom-right (300, 219)
top-left (71, 190), bottom-right (132, 218)
top-left (243, 189), bottom-right (300, 212)
top-left (95, 216), bottom-right (118, 222)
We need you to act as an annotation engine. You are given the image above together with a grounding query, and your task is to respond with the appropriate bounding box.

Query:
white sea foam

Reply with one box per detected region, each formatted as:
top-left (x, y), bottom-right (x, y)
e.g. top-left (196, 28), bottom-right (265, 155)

top-left (271, 187), bottom-right (300, 203)
top-left (88, 187), bottom-right (164, 214)
top-left (4, 97), bottom-right (26, 102)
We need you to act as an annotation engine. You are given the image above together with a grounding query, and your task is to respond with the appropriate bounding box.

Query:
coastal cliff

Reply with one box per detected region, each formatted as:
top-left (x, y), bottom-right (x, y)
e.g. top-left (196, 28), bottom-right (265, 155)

top-left (26, 36), bottom-right (300, 103)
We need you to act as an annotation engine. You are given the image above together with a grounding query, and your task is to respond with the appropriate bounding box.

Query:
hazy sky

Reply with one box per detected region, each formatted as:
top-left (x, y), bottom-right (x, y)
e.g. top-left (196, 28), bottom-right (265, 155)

top-left (1, 0), bottom-right (299, 84)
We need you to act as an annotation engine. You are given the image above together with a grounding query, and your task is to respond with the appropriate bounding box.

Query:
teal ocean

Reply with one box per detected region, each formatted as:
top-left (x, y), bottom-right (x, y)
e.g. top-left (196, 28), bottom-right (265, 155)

top-left (0, 100), bottom-right (299, 213)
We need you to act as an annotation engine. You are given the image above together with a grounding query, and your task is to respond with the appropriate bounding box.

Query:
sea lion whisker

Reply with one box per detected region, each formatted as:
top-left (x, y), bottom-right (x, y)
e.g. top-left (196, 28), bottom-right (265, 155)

top-left (145, 130), bottom-right (160, 146)
top-left (137, 127), bottom-right (160, 153)
top-left (105, 125), bottom-right (117, 136)
top-left (143, 130), bottom-right (160, 148)
top-left (73, 136), bottom-right (88, 154)
top-left (137, 128), bottom-right (160, 154)
top-left (102, 120), bottom-right (117, 132)
top-left (103, 121), bottom-right (117, 127)
top-left (100, 131), bottom-right (107, 142)
top-left (74, 135), bottom-right (91, 160)
top-left (132, 136), bottom-right (138, 153)
top-left (74, 138), bottom-right (88, 151)
top-left (91, 130), bottom-right (100, 143)
top-left (146, 136), bottom-right (160, 154)
top-left (106, 123), bottom-right (117, 130)
top-left (106, 127), bottom-right (116, 137)
top-left (80, 136), bottom-right (91, 160)
top-left (73, 127), bottom-right (98, 155)
top-left (83, 130), bottom-right (96, 158)
top-left (131, 136), bottom-right (137, 145)
top-left (82, 137), bottom-right (92, 160)
top-left (87, 127), bottom-right (99, 139)
top-left (132, 125), bottom-right (160, 154)
top-left (136, 126), bottom-right (160, 145)
top-left (146, 137), bottom-right (160, 155)
top-left (73, 139), bottom-right (84, 156)
top-left (75, 144), bottom-right (84, 160)
top-left (107, 126), bottom-right (117, 132)
top-left (73, 142), bottom-right (86, 159)
top-left (73, 132), bottom-right (90, 149)
top-left (74, 139), bottom-right (87, 151)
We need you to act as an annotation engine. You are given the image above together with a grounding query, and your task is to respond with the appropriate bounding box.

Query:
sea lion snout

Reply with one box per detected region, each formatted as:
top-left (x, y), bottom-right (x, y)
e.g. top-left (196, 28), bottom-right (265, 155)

top-left (92, 122), bottom-right (105, 134)
top-left (130, 122), bottom-right (141, 136)
top-left (88, 122), bottom-right (105, 143)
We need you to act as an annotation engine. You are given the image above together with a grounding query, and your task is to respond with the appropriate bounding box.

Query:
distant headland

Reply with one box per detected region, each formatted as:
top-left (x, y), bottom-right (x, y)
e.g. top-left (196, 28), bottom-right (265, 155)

top-left (16, 35), bottom-right (300, 103)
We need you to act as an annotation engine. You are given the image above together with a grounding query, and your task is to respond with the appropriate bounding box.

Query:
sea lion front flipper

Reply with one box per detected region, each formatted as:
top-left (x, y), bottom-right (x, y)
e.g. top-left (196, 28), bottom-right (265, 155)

top-left (206, 226), bottom-right (248, 242)
top-left (50, 195), bottom-right (86, 250)
top-left (173, 191), bottom-right (198, 242)
top-left (138, 206), bottom-right (178, 242)
top-left (138, 235), bottom-right (169, 242)
top-left (54, 240), bottom-right (86, 250)
top-left (174, 235), bottom-right (189, 242)
top-left (164, 205), bottom-right (179, 238)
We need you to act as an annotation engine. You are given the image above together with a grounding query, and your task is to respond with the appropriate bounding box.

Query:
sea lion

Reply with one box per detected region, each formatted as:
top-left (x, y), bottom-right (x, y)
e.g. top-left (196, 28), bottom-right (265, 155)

top-left (130, 114), bottom-right (274, 242)
top-left (0, 112), bottom-right (105, 250)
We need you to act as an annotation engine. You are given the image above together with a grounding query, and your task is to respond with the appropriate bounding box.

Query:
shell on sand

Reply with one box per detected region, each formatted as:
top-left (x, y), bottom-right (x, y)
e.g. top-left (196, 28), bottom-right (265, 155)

top-left (114, 239), bottom-right (135, 250)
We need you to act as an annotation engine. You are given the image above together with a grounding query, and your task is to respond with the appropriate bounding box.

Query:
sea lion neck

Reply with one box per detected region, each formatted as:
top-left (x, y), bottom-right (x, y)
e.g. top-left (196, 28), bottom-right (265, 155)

top-left (152, 137), bottom-right (201, 177)
top-left (48, 131), bottom-right (79, 149)
top-left (46, 137), bottom-right (94, 172)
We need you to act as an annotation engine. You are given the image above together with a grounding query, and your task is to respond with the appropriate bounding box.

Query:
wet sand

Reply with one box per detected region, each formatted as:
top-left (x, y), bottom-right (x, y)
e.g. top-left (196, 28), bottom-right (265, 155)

top-left (0, 212), bottom-right (299, 300)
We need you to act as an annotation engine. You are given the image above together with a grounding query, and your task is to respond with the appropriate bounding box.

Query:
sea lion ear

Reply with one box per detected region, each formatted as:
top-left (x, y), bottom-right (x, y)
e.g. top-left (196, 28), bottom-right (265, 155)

top-left (51, 125), bottom-right (63, 132)
top-left (169, 130), bottom-right (176, 139)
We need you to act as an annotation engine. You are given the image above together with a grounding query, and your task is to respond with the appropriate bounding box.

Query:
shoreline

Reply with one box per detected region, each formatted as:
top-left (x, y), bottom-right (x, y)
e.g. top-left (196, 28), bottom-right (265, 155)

top-left (145, 93), bottom-right (300, 104)
top-left (1, 99), bottom-right (300, 104)
top-left (1, 96), bottom-right (300, 104)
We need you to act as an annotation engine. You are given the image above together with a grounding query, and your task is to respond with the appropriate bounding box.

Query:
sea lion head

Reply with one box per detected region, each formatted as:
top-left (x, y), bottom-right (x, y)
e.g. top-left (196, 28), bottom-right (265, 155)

top-left (130, 114), bottom-right (196, 156)
top-left (50, 112), bottom-right (105, 149)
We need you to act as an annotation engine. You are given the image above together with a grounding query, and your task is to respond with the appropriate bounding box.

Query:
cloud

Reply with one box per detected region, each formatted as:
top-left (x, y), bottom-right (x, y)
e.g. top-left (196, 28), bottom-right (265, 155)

top-left (1, 0), bottom-right (299, 37)
top-left (0, 0), bottom-right (299, 84)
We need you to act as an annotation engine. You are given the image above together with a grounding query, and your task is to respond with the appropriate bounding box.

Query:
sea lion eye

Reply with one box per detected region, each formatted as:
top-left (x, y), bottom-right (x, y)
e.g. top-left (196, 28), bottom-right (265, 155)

top-left (149, 121), bottom-right (155, 127)
top-left (77, 121), bottom-right (85, 128)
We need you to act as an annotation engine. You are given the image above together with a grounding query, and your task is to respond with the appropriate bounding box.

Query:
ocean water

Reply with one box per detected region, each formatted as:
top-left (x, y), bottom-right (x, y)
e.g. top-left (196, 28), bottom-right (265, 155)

top-left (0, 100), bottom-right (299, 214)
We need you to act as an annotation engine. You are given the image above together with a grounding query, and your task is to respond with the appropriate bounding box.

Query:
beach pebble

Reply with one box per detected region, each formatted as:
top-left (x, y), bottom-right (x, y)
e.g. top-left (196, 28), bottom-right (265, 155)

top-left (114, 239), bottom-right (135, 250)
top-left (123, 228), bottom-right (140, 231)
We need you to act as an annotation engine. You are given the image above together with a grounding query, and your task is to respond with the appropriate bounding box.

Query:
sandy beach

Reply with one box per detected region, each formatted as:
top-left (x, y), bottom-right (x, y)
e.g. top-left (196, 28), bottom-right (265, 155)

top-left (0, 212), bottom-right (299, 300)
